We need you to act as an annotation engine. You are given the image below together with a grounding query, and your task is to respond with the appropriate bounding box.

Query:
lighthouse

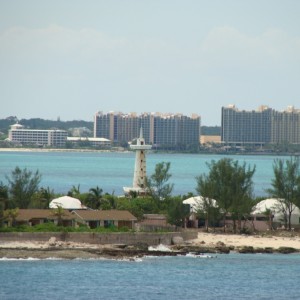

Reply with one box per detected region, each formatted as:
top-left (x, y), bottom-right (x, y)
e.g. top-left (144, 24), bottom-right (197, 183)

top-left (123, 127), bottom-right (152, 195)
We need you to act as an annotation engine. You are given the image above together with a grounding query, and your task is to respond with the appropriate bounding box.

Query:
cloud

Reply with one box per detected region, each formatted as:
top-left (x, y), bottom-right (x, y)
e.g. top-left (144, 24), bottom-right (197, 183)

top-left (0, 24), bottom-right (171, 60)
top-left (0, 25), bottom-right (300, 122)
top-left (0, 25), bottom-right (126, 59)
top-left (1, 24), bottom-right (299, 75)
top-left (0, 24), bottom-right (178, 87)
top-left (199, 26), bottom-right (300, 70)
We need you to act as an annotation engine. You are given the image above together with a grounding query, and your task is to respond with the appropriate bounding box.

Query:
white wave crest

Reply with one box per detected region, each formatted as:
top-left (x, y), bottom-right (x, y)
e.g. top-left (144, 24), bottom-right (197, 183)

top-left (148, 244), bottom-right (172, 252)
top-left (0, 257), bottom-right (41, 261)
top-left (185, 253), bottom-right (216, 258)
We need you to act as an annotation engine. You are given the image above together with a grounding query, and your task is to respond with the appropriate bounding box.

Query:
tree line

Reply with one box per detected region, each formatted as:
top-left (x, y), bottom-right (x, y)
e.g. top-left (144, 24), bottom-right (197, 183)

top-left (1, 157), bottom-right (300, 231)
top-left (0, 117), bottom-right (94, 135)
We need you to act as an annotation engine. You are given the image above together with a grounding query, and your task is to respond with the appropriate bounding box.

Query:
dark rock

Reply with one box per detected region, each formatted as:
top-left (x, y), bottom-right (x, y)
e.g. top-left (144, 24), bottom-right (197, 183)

top-left (127, 242), bottom-right (149, 251)
top-left (216, 241), bottom-right (225, 247)
top-left (114, 244), bottom-right (127, 249)
top-left (263, 247), bottom-right (274, 254)
top-left (215, 246), bottom-right (230, 254)
top-left (238, 246), bottom-right (255, 253)
top-left (277, 247), bottom-right (297, 254)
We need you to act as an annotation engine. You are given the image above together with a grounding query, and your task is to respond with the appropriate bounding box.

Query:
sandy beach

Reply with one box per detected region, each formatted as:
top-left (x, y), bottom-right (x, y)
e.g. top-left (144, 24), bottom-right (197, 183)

top-left (190, 232), bottom-right (300, 250)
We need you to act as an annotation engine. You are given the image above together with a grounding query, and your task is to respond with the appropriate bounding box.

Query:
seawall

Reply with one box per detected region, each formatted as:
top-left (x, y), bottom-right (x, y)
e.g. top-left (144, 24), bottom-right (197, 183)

top-left (0, 231), bottom-right (198, 246)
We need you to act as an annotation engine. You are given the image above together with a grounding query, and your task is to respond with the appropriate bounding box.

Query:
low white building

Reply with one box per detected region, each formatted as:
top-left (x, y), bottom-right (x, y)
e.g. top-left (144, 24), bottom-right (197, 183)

top-left (49, 196), bottom-right (87, 210)
top-left (252, 198), bottom-right (300, 228)
top-left (183, 196), bottom-right (218, 213)
top-left (183, 196), bottom-right (218, 228)
top-left (67, 137), bottom-right (111, 147)
top-left (8, 124), bottom-right (67, 147)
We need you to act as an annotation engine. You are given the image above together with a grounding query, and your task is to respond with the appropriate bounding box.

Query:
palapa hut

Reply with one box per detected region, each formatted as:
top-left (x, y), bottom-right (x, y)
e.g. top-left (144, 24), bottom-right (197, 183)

top-left (49, 196), bottom-right (87, 210)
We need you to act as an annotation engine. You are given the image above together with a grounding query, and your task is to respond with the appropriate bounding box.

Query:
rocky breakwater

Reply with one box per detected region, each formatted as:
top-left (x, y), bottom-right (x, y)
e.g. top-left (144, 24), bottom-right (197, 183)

top-left (0, 237), bottom-right (190, 260)
top-left (172, 241), bottom-right (231, 254)
top-left (174, 242), bottom-right (299, 255)
top-left (2, 233), bottom-right (299, 259)
top-left (236, 245), bottom-right (298, 254)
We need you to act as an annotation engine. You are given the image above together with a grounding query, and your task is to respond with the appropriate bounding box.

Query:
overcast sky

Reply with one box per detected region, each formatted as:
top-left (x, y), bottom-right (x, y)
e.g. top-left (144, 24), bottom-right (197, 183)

top-left (0, 0), bottom-right (299, 125)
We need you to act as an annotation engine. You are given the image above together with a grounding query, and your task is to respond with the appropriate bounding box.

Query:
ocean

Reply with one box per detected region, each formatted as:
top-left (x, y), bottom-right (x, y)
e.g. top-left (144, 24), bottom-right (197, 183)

top-left (1, 254), bottom-right (300, 300)
top-left (1, 151), bottom-right (300, 299)
top-left (0, 150), bottom-right (288, 197)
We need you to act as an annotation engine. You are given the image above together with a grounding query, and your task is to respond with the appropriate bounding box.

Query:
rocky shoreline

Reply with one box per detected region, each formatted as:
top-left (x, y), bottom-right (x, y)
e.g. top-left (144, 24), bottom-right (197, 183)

top-left (1, 231), bottom-right (300, 259)
top-left (0, 241), bottom-right (299, 260)
top-left (173, 243), bottom-right (299, 254)
top-left (0, 246), bottom-right (181, 260)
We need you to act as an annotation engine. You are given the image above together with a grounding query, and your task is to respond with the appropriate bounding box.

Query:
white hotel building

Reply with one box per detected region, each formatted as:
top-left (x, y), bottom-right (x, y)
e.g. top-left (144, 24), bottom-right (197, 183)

top-left (8, 124), bottom-right (67, 147)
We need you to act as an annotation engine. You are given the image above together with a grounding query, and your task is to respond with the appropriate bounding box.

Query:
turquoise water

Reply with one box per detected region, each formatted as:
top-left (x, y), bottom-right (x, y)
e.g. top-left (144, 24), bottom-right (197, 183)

top-left (1, 152), bottom-right (299, 299)
top-left (1, 254), bottom-right (300, 300)
top-left (0, 151), bottom-right (286, 196)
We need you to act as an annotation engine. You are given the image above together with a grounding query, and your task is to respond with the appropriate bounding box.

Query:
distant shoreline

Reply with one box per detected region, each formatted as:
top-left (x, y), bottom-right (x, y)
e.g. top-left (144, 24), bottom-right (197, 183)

top-left (0, 147), bottom-right (296, 156)
top-left (0, 147), bottom-right (123, 153)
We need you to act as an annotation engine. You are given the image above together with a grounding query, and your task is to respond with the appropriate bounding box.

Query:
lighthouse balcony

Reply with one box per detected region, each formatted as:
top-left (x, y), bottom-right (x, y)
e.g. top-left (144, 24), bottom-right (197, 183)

top-left (130, 145), bottom-right (152, 150)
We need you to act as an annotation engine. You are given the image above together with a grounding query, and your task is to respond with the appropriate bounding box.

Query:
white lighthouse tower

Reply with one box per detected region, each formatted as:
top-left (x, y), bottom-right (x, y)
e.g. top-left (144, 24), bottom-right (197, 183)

top-left (123, 128), bottom-right (152, 195)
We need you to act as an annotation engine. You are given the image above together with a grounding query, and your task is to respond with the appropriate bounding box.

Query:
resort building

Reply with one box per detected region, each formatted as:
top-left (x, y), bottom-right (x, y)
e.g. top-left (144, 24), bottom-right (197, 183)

top-left (94, 111), bottom-right (201, 150)
top-left (271, 106), bottom-right (300, 144)
top-left (8, 124), bottom-right (67, 147)
top-left (253, 198), bottom-right (300, 230)
top-left (183, 196), bottom-right (300, 231)
top-left (11, 209), bottom-right (75, 227)
top-left (9, 209), bottom-right (137, 229)
top-left (221, 105), bottom-right (300, 146)
top-left (67, 137), bottom-right (111, 148)
top-left (221, 105), bottom-right (272, 146)
top-left (72, 210), bottom-right (137, 229)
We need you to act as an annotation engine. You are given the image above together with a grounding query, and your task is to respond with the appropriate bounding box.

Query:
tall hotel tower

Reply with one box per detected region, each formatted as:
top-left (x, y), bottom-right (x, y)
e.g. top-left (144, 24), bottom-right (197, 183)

top-left (94, 111), bottom-right (200, 150)
top-left (221, 105), bottom-right (300, 146)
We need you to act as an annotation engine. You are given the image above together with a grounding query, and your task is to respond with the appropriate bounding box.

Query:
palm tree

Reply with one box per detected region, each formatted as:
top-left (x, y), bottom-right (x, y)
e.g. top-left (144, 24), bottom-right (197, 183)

top-left (86, 186), bottom-right (103, 209)
top-left (39, 187), bottom-right (54, 208)
top-left (51, 205), bottom-right (65, 226)
top-left (4, 208), bottom-right (19, 227)
top-left (68, 184), bottom-right (81, 198)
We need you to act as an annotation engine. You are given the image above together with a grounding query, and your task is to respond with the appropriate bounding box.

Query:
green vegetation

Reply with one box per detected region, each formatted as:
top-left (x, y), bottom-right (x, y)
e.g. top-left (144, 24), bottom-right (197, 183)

top-left (116, 197), bottom-right (159, 220)
top-left (201, 126), bottom-right (221, 136)
top-left (85, 186), bottom-right (103, 209)
top-left (1, 156), bottom-right (300, 232)
top-left (166, 197), bottom-right (190, 227)
top-left (196, 158), bottom-right (256, 233)
top-left (0, 222), bottom-right (131, 233)
top-left (267, 157), bottom-right (300, 230)
top-left (0, 182), bottom-right (8, 227)
top-left (5, 167), bottom-right (41, 209)
top-left (146, 161), bottom-right (174, 201)
top-left (3, 208), bottom-right (19, 227)
top-left (0, 117), bottom-right (93, 135)
top-left (51, 206), bottom-right (65, 226)
top-left (31, 187), bottom-right (55, 209)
